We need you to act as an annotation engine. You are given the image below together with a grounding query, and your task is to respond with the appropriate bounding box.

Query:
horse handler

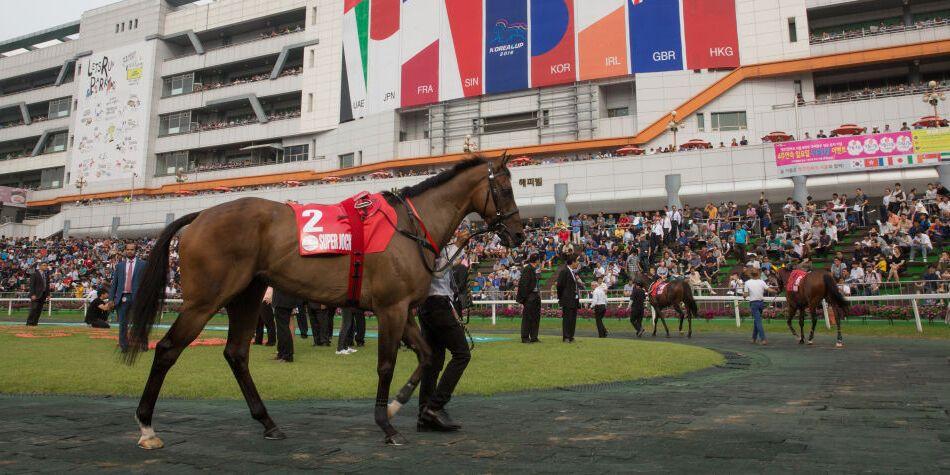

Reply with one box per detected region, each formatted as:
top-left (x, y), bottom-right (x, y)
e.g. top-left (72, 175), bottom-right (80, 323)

top-left (418, 228), bottom-right (471, 432)
top-left (743, 268), bottom-right (775, 346)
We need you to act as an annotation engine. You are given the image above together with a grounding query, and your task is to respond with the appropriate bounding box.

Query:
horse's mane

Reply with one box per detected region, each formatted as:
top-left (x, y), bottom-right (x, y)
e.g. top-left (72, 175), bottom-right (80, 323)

top-left (390, 157), bottom-right (487, 200)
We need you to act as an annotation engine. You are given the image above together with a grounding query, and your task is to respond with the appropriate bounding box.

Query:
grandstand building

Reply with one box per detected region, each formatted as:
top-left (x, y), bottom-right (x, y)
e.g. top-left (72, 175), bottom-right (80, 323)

top-left (0, 0), bottom-right (947, 236)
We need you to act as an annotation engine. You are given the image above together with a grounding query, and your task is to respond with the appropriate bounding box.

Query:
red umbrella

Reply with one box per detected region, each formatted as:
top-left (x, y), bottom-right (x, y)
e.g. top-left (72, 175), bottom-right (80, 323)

top-left (212, 186), bottom-right (231, 192)
top-left (615, 145), bottom-right (645, 156)
top-left (370, 171), bottom-right (393, 178)
top-left (832, 124), bottom-right (866, 136)
top-left (321, 176), bottom-right (341, 183)
top-left (283, 180), bottom-right (303, 187)
top-left (509, 156), bottom-right (535, 166)
top-left (679, 139), bottom-right (712, 151)
top-left (762, 131), bottom-right (792, 143)
top-left (912, 116), bottom-right (949, 128)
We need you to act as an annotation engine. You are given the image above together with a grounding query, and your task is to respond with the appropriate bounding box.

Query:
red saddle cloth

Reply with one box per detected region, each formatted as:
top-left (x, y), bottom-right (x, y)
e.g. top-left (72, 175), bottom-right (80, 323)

top-left (288, 192), bottom-right (396, 256)
top-left (787, 269), bottom-right (807, 293)
top-left (287, 192), bottom-right (398, 305)
top-left (649, 281), bottom-right (668, 298)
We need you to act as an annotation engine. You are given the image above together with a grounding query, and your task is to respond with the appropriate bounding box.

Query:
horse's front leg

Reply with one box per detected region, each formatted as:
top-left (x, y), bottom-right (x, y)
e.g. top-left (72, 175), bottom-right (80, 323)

top-left (675, 304), bottom-right (685, 336)
top-left (387, 314), bottom-right (431, 420)
top-left (374, 305), bottom-right (410, 445)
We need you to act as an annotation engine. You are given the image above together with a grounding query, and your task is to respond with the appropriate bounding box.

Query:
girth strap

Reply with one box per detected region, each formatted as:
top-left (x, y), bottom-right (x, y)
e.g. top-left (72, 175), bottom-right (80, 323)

top-left (340, 197), bottom-right (366, 307)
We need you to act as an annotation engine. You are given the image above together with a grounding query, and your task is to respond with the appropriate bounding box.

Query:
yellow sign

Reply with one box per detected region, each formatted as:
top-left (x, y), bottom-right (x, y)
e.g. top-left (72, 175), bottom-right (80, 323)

top-left (126, 67), bottom-right (143, 81)
top-left (912, 128), bottom-right (950, 154)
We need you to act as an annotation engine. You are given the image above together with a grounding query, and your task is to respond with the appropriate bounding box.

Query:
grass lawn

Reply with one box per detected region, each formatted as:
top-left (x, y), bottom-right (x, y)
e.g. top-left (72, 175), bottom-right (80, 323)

top-left (0, 326), bottom-right (721, 400)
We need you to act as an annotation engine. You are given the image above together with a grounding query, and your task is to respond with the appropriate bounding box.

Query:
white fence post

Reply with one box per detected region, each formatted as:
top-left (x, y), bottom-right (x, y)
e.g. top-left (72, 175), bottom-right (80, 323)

top-left (7, 300), bottom-right (11, 316)
top-left (47, 300), bottom-right (52, 317)
top-left (491, 303), bottom-right (496, 325)
top-left (650, 305), bottom-right (656, 325)
top-left (821, 301), bottom-right (831, 329)
top-left (911, 299), bottom-right (922, 333)
top-left (733, 298), bottom-right (741, 328)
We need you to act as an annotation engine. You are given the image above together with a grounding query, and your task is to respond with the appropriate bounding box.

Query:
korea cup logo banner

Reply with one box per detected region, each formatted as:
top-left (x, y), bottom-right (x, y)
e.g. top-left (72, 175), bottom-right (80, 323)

top-left (70, 42), bottom-right (156, 184)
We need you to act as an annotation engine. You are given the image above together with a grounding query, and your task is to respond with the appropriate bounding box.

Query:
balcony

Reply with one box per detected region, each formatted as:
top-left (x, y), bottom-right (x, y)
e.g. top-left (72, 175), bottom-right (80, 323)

top-left (154, 112), bottom-right (301, 154)
top-left (0, 114), bottom-right (70, 143)
top-left (0, 149), bottom-right (68, 175)
top-left (810, 19), bottom-right (950, 56)
top-left (161, 29), bottom-right (307, 77)
top-left (157, 68), bottom-right (302, 114)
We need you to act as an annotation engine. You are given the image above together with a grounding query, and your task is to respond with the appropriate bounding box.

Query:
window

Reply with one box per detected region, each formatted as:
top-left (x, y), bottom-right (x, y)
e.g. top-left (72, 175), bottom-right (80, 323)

top-left (541, 109), bottom-right (550, 126)
top-left (339, 153), bottom-right (355, 168)
top-left (45, 132), bottom-right (68, 153)
top-left (710, 111), bottom-right (747, 131)
top-left (788, 18), bottom-right (797, 43)
top-left (164, 73), bottom-right (194, 96)
top-left (309, 49), bottom-right (315, 68)
top-left (116, 24), bottom-right (120, 34)
top-left (308, 93), bottom-right (314, 113)
top-left (696, 112), bottom-right (705, 132)
top-left (312, 6), bottom-right (318, 25)
top-left (607, 107), bottom-right (629, 118)
top-left (156, 151), bottom-right (188, 176)
top-left (48, 97), bottom-right (71, 118)
top-left (134, 19), bottom-right (139, 29)
top-left (40, 167), bottom-right (64, 189)
top-left (284, 144), bottom-right (309, 162)
top-left (160, 111), bottom-right (192, 135)
top-left (121, 23), bottom-right (125, 32)
top-left (480, 112), bottom-right (538, 134)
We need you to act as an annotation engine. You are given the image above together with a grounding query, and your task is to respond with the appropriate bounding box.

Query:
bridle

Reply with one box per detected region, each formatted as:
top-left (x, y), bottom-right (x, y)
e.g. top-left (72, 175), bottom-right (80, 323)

top-left (390, 164), bottom-right (519, 274)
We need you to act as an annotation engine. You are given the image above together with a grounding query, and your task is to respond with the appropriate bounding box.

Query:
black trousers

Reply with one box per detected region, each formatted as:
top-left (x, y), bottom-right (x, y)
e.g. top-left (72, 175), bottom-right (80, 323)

top-left (630, 306), bottom-right (644, 333)
top-left (561, 304), bottom-right (577, 341)
top-left (345, 309), bottom-right (366, 346)
top-left (419, 296), bottom-right (470, 412)
top-left (25, 299), bottom-right (44, 326)
top-left (273, 306), bottom-right (295, 361)
top-left (310, 305), bottom-right (336, 345)
top-left (337, 308), bottom-right (356, 351)
top-left (295, 304), bottom-right (309, 338)
top-left (594, 304), bottom-right (608, 338)
top-left (520, 294), bottom-right (541, 342)
top-left (255, 304), bottom-right (276, 345)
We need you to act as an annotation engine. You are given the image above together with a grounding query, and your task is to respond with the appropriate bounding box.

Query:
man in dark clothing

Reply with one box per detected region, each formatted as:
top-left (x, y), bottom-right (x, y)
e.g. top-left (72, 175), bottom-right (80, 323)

top-left (25, 262), bottom-right (50, 326)
top-left (254, 287), bottom-right (276, 346)
top-left (346, 309), bottom-right (366, 347)
top-left (295, 303), bottom-right (310, 339)
top-left (84, 290), bottom-right (111, 329)
top-left (109, 243), bottom-right (147, 352)
top-left (628, 280), bottom-right (647, 337)
top-left (516, 253), bottom-right (541, 343)
top-left (308, 303), bottom-right (336, 346)
top-left (556, 255), bottom-right (582, 342)
top-left (336, 307), bottom-right (362, 355)
top-left (272, 288), bottom-right (304, 362)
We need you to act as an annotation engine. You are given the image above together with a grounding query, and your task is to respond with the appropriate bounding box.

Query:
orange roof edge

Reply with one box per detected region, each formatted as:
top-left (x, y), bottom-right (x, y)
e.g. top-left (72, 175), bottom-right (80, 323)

top-left (29, 39), bottom-right (949, 207)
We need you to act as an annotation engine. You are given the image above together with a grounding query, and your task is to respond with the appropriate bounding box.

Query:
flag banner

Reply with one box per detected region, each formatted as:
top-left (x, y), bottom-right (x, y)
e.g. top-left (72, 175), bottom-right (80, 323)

top-left (341, 0), bottom-right (369, 120)
top-left (401, 0), bottom-right (441, 107)
top-left (682, 0), bottom-right (740, 70)
top-left (367, 0), bottom-right (401, 113)
top-left (628, 0), bottom-right (683, 73)
top-left (439, 0), bottom-right (483, 101)
top-left (575, 0), bottom-right (629, 81)
top-left (530, 0), bottom-right (576, 88)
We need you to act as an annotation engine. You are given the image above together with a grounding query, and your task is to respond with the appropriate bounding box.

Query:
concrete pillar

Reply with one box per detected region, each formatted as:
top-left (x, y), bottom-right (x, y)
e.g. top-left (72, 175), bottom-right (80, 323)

top-left (909, 61), bottom-right (921, 85)
top-left (902, 3), bottom-right (913, 27)
top-left (665, 174), bottom-right (682, 209)
top-left (938, 164), bottom-right (950, 190)
top-left (791, 175), bottom-right (808, 205)
top-left (554, 183), bottom-right (569, 224)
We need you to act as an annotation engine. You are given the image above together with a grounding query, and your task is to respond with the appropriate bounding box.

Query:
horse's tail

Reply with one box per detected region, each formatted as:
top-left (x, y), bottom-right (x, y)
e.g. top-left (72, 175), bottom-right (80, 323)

top-left (123, 212), bottom-right (200, 365)
top-left (822, 272), bottom-right (849, 313)
top-left (682, 282), bottom-right (698, 317)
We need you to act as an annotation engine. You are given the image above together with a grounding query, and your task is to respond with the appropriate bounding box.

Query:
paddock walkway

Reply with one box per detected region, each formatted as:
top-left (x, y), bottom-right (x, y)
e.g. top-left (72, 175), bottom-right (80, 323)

top-left (0, 333), bottom-right (946, 472)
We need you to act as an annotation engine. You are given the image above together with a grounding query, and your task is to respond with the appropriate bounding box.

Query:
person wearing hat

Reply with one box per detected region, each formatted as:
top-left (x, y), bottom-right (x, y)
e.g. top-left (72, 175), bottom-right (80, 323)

top-left (516, 252), bottom-right (541, 343)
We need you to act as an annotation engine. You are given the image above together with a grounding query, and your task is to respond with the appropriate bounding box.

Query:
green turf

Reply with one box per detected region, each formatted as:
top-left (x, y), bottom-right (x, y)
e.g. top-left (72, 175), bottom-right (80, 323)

top-left (0, 328), bottom-right (722, 400)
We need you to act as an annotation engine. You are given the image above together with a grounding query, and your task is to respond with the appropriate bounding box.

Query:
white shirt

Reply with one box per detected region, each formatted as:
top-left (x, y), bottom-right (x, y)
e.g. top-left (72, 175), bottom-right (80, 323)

top-left (915, 233), bottom-right (933, 249)
top-left (591, 284), bottom-right (608, 306)
top-left (743, 279), bottom-right (769, 301)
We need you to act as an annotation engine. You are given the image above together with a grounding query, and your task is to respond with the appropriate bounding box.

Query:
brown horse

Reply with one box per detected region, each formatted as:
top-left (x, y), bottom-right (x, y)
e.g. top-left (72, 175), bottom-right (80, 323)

top-left (774, 268), bottom-right (848, 347)
top-left (125, 156), bottom-right (524, 449)
top-left (646, 280), bottom-right (698, 338)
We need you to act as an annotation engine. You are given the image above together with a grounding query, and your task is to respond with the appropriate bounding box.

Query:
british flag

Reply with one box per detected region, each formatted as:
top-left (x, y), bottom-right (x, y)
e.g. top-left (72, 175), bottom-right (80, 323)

top-left (630, 0), bottom-right (645, 4)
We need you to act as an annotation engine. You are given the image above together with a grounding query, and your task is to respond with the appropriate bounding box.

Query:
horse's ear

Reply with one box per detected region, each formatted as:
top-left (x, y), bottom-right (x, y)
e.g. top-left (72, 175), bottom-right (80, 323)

top-left (499, 151), bottom-right (511, 169)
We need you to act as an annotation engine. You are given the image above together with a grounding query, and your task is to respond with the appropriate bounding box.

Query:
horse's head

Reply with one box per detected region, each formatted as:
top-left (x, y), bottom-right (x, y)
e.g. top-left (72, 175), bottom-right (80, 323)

top-left (474, 153), bottom-right (524, 247)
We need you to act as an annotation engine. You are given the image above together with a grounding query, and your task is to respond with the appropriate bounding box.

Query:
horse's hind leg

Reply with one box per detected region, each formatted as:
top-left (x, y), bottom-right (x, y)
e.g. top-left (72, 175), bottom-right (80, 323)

top-left (786, 306), bottom-right (798, 338)
top-left (387, 314), bottom-right (432, 419)
top-left (651, 306), bottom-right (659, 337)
top-left (798, 308), bottom-right (806, 344)
top-left (807, 306), bottom-right (819, 345)
top-left (135, 302), bottom-right (216, 449)
top-left (223, 279), bottom-right (283, 440)
top-left (675, 304), bottom-right (685, 336)
top-left (658, 312), bottom-right (671, 338)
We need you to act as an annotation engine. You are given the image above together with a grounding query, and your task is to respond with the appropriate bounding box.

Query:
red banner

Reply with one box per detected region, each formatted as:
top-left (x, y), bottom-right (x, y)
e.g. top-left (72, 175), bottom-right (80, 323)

top-left (401, 41), bottom-right (440, 107)
top-left (682, 0), bottom-right (739, 70)
top-left (530, 0), bottom-right (576, 88)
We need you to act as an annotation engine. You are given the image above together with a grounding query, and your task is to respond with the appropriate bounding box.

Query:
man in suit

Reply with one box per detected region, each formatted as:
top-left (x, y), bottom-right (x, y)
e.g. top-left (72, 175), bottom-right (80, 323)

top-left (254, 287), bottom-right (276, 346)
top-left (295, 303), bottom-right (310, 339)
top-left (628, 279), bottom-right (646, 337)
top-left (516, 253), bottom-right (541, 343)
top-left (556, 255), bottom-right (582, 342)
top-left (346, 308), bottom-right (366, 347)
top-left (271, 288), bottom-right (304, 362)
top-left (110, 243), bottom-right (147, 352)
top-left (25, 262), bottom-right (50, 326)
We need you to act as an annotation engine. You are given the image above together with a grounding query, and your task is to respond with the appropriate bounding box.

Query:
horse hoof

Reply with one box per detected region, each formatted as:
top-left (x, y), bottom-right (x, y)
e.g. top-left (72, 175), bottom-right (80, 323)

top-left (835, 342), bottom-right (844, 348)
top-left (137, 435), bottom-right (164, 450)
top-left (385, 433), bottom-right (408, 446)
top-left (264, 427), bottom-right (287, 440)
top-left (807, 340), bottom-right (814, 345)
top-left (798, 340), bottom-right (804, 345)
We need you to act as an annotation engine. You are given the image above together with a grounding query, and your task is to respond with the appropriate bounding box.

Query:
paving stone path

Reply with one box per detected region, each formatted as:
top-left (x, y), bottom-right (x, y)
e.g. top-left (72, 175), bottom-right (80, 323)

top-left (0, 333), bottom-right (947, 473)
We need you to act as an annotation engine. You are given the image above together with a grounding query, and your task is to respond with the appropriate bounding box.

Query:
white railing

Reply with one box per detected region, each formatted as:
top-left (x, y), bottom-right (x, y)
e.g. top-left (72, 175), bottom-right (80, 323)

top-left (7, 294), bottom-right (947, 334)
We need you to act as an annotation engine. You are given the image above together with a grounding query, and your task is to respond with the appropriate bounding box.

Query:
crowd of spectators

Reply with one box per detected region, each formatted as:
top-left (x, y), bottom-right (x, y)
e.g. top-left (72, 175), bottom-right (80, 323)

top-left (190, 109), bottom-right (301, 133)
top-left (257, 24), bottom-right (304, 41)
top-left (815, 80), bottom-right (950, 104)
top-left (809, 14), bottom-right (950, 44)
top-left (0, 115), bottom-right (48, 130)
top-left (192, 66), bottom-right (303, 94)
